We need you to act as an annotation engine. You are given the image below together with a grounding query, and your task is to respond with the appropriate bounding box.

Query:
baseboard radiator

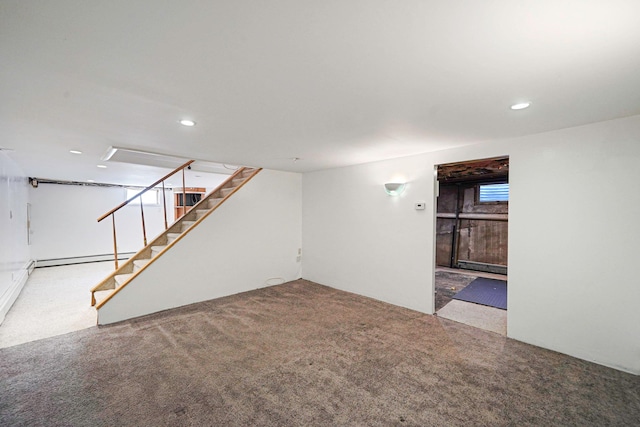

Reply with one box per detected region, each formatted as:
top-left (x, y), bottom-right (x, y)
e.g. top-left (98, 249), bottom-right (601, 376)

top-left (35, 253), bottom-right (135, 268)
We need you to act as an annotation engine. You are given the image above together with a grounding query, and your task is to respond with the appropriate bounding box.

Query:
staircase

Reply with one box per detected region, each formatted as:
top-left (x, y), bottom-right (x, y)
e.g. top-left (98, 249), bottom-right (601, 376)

top-left (91, 166), bottom-right (261, 308)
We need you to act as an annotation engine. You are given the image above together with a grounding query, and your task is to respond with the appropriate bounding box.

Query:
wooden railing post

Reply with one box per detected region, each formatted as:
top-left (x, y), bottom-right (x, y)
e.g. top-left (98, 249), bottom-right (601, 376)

top-left (182, 168), bottom-right (186, 219)
top-left (112, 214), bottom-right (119, 269)
top-left (162, 181), bottom-right (168, 230)
top-left (140, 196), bottom-right (147, 246)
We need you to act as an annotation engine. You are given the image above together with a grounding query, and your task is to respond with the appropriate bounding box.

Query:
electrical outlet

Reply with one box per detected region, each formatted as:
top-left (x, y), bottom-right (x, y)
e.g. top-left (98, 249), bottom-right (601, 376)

top-left (296, 255), bottom-right (301, 262)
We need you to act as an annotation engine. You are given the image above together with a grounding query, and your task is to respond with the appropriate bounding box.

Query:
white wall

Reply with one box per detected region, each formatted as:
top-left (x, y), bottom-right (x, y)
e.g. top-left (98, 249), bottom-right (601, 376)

top-left (29, 184), bottom-right (175, 263)
top-left (0, 152), bottom-right (31, 324)
top-left (506, 118), bottom-right (640, 376)
top-left (302, 114), bottom-right (640, 375)
top-left (98, 169), bottom-right (302, 324)
top-left (302, 156), bottom-right (435, 314)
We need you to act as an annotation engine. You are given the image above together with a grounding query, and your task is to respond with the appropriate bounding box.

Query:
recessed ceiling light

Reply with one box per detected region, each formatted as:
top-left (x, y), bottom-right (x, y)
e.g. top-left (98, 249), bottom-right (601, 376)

top-left (87, 179), bottom-right (95, 183)
top-left (179, 119), bottom-right (196, 127)
top-left (510, 102), bottom-right (531, 110)
top-left (69, 150), bottom-right (82, 154)
top-left (97, 164), bottom-right (107, 168)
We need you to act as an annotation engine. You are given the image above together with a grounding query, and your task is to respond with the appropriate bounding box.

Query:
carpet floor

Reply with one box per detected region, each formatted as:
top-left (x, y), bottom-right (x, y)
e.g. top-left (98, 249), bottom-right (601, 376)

top-left (0, 262), bottom-right (112, 348)
top-left (1, 280), bottom-right (638, 426)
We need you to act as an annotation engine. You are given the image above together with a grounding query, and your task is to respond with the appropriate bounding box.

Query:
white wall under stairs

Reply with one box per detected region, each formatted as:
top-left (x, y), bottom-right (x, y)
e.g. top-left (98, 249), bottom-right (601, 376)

top-left (97, 169), bottom-right (301, 324)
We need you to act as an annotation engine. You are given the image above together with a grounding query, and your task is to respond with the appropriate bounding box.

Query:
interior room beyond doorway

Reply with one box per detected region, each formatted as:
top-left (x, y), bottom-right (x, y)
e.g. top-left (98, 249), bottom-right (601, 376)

top-left (434, 157), bottom-right (509, 335)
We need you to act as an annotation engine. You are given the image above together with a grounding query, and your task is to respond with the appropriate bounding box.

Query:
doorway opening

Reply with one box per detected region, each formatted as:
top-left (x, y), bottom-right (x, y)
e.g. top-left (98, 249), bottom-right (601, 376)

top-left (434, 156), bottom-right (509, 335)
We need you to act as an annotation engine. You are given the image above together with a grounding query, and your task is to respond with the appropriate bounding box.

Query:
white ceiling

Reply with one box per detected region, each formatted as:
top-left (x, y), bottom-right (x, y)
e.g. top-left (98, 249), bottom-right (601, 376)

top-left (2, 0), bottom-right (640, 185)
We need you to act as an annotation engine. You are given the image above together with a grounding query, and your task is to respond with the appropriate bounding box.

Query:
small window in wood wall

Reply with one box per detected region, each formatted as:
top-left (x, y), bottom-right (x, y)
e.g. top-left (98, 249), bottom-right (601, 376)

top-left (478, 183), bottom-right (509, 203)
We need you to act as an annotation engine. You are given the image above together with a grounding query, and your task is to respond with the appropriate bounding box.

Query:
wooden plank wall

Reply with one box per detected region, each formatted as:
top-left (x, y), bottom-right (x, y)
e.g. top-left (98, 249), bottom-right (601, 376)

top-left (436, 182), bottom-right (508, 269)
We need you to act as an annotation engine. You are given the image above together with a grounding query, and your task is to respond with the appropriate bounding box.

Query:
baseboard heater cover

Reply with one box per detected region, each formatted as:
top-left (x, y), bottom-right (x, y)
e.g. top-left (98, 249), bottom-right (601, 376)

top-left (0, 260), bottom-right (33, 325)
top-left (35, 253), bottom-right (135, 268)
top-left (27, 260), bottom-right (36, 275)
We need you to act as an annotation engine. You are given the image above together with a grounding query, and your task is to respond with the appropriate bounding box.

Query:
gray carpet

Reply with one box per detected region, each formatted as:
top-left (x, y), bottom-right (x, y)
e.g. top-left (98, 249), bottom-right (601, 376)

top-left (1, 280), bottom-right (638, 426)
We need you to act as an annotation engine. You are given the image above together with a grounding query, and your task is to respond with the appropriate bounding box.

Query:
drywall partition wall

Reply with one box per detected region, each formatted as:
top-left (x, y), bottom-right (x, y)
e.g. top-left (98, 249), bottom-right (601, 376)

top-left (504, 118), bottom-right (640, 375)
top-left (302, 114), bottom-right (640, 375)
top-left (98, 169), bottom-right (302, 324)
top-left (302, 156), bottom-right (435, 314)
top-left (29, 184), bottom-right (174, 264)
top-left (0, 152), bottom-right (31, 324)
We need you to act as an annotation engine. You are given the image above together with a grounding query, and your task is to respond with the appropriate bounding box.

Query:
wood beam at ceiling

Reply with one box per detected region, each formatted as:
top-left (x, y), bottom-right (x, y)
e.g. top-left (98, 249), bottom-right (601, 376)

top-left (437, 156), bottom-right (509, 183)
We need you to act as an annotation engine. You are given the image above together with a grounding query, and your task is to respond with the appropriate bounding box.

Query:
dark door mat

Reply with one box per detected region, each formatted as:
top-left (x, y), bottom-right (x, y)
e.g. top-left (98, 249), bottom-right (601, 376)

top-left (452, 277), bottom-right (507, 310)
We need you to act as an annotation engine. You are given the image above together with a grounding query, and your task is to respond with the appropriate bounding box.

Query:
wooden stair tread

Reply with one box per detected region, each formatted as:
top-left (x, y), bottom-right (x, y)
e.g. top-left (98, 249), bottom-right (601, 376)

top-left (181, 221), bottom-right (196, 231)
top-left (114, 273), bottom-right (133, 286)
top-left (132, 259), bottom-right (152, 273)
top-left (167, 232), bottom-right (181, 243)
top-left (151, 245), bottom-right (167, 255)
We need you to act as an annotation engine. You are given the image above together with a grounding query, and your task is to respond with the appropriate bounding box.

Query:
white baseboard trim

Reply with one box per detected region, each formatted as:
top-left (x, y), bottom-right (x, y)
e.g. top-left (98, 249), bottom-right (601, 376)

top-left (35, 253), bottom-right (135, 268)
top-left (0, 259), bottom-right (33, 325)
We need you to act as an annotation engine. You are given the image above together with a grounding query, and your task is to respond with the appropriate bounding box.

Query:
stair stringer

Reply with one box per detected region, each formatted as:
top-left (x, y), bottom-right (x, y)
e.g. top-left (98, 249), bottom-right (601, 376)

top-left (96, 169), bottom-right (302, 325)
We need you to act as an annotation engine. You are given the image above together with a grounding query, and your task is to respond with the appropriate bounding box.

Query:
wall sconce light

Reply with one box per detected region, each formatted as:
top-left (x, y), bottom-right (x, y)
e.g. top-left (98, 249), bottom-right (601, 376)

top-left (384, 182), bottom-right (405, 196)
